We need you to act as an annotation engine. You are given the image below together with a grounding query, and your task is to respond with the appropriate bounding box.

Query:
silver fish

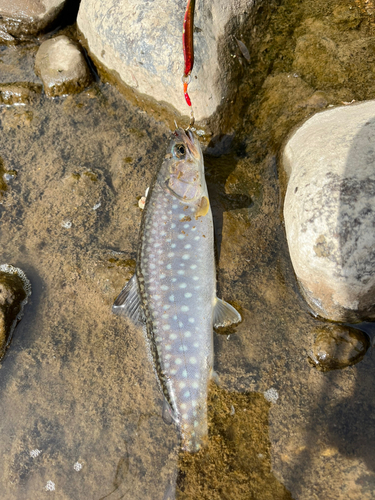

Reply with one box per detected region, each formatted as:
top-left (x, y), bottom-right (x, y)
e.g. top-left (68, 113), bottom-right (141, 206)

top-left (113, 128), bottom-right (241, 452)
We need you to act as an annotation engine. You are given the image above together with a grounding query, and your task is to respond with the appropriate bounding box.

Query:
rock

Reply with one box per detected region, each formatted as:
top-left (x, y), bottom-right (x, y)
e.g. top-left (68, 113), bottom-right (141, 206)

top-left (0, 264), bottom-right (31, 358)
top-left (308, 324), bottom-right (370, 372)
top-left (283, 101), bottom-right (375, 322)
top-left (77, 0), bottom-right (262, 122)
top-left (0, 83), bottom-right (42, 105)
top-left (0, 0), bottom-right (67, 43)
top-left (35, 36), bottom-right (92, 97)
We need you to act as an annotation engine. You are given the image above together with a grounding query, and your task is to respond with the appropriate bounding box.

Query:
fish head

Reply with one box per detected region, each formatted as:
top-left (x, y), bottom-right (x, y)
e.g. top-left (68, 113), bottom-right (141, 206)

top-left (160, 128), bottom-right (207, 206)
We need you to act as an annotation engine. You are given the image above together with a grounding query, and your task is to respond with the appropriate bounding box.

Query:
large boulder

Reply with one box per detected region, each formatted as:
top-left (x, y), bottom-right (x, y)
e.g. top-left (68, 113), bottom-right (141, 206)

top-left (283, 101), bottom-right (375, 322)
top-left (77, 0), bottom-right (261, 122)
top-left (0, 0), bottom-right (67, 43)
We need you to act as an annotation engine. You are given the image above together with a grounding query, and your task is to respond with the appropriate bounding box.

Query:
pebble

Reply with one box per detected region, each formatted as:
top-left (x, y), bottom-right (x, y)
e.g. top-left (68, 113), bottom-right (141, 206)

top-left (0, 264), bottom-right (31, 358)
top-left (308, 324), bottom-right (370, 372)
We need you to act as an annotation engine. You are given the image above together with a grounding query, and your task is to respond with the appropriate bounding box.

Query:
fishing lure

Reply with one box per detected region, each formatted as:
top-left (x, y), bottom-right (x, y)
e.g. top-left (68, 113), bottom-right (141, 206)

top-left (182, 0), bottom-right (195, 111)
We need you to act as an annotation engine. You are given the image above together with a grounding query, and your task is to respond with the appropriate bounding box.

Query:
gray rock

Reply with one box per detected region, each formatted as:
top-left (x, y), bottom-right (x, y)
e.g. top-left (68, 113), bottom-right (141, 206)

top-left (35, 36), bottom-right (92, 97)
top-left (0, 264), bottom-right (31, 359)
top-left (308, 324), bottom-right (370, 371)
top-left (0, 0), bottom-right (66, 43)
top-left (77, 0), bottom-right (259, 122)
top-left (283, 101), bottom-right (375, 322)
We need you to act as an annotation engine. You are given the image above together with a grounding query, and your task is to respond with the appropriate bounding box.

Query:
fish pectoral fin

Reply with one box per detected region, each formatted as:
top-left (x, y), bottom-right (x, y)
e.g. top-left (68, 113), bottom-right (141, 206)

top-left (213, 297), bottom-right (242, 328)
top-left (195, 195), bottom-right (209, 219)
top-left (112, 274), bottom-right (143, 324)
top-left (162, 399), bottom-right (177, 426)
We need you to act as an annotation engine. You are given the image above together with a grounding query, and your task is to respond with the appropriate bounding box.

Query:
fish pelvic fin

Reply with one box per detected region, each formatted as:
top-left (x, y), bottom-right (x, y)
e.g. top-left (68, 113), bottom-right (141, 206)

top-left (112, 274), bottom-right (143, 324)
top-left (162, 398), bottom-right (178, 426)
top-left (213, 297), bottom-right (241, 328)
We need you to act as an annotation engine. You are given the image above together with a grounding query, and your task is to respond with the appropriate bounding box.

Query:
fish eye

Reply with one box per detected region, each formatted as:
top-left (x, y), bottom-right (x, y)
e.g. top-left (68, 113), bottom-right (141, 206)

top-left (173, 143), bottom-right (186, 159)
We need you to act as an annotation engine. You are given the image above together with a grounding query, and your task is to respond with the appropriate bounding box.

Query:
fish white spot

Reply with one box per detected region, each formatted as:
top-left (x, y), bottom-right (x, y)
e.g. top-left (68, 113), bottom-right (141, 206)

top-left (165, 345), bottom-right (172, 350)
top-left (149, 263), bottom-right (156, 269)
top-left (182, 254), bottom-right (190, 260)
top-left (169, 295), bottom-right (175, 302)
top-left (154, 242), bottom-right (161, 247)
top-left (190, 357), bottom-right (197, 364)
top-left (181, 305), bottom-right (189, 312)
top-left (172, 204), bottom-right (178, 209)
top-left (193, 342), bottom-right (199, 348)
top-left (168, 252), bottom-right (174, 257)
top-left (183, 224), bottom-right (190, 229)
top-left (184, 292), bottom-right (192, 298)
top-left (175, 358), bottom-right (182, 365)
top-left (184, 244), bottom-right (192, 249)
top-left (169, 333), bottom-right (177, 340)
top-left (191, 227), bottom-right (197, 231)
top-left (194, 236), bottom-right (200, 241)
top-left (166, 238), bottom-right (171, 242)
top-left (178, 234), bottom-right (185, 240)
top-left (155, 336), bottom-right (162, 342)
top-left (163, 304), bottom-right (171, 310)
top-left (190, 264), bottom-right (197, 270)
top-left (180, 263), bottom-right (185, 267)
top-left (181, 403), bottom-right (187, 410)
top-left (179, 382), bottom-right (186, 389)
top-left (162, 324), bottom-right (171, 331)
top-left (188, 318), bottom-right (195, 324)
top-left (161, 285), bottom-right (169, 291)
top-left (170, 368), bottom-right (177, 374)
top-left (193, 276), bottom-right (199, 281)
top-left (178, 321), bottom-right (184, 328)
top-left (171, 223), bottom-right (176, 229)
top-left (173, 315), bottom-right (178, 320)
top-left (177, 270), bottom-right (185, 275)
top-left (171, 243), bottom-right (176, 248)
top-left (166, 264), bottom-right (172, 270)
top-left (192, 382), bottom-right (199, 389)
top-left (182, 369), bottom-right (188, 378)
top-left (179, 283), bottom-right (187, 289)
top-left (162, 215), bottom-right (167, 220)
top-left (184, 331), bottom-right (192, 337)
top-left (162, 314), bottom-right (169, 319)
top-left (165, 354), bottom-right (171, 359)
top-left (184, 390), bottom-right (191, 398)
top-left (160, 274), bottom-right (166, 279)
top-left (153, 295), bottom-right (161, 300)
top-left (179, 345), bottom-right (188, 352)
top-left (161, 231), bottom-right (167, 236)
top-left (194, 420), bottom-right (199, 427)
top-left (172, 278), bottom-right (177, 282)
top-left (182, 413), bottom-right (189, 420)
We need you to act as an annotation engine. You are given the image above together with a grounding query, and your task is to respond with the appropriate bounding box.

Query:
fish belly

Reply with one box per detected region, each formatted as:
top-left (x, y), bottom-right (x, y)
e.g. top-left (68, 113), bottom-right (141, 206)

top-left (140, 187), bottom-right (215, 451)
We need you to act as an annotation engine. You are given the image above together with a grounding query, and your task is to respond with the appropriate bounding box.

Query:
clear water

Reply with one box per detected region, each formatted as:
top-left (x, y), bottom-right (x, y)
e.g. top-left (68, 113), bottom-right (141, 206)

top-left (1, 0), bottom-right (375, 498)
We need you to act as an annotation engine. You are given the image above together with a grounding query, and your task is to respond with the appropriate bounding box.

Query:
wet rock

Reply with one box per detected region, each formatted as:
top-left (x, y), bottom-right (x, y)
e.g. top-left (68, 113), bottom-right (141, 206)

top-left (0, 83), bottom-right (42, 105)
top-left (308, 324), bottom-right (370, 372)
top-left (0, 264), bottom-right (31, 358)
top-left (35, 36), bottom-right (92, 97)
top-left (283, 101), bottom-right (375, 322)
top-left (77, 0), bottom-right (264, 122)
top-left (0, 0), bottom-right (66, 43)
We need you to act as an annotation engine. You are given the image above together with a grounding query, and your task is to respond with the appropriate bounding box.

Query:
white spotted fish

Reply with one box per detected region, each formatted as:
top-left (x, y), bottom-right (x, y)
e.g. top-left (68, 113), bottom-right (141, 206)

top-left (113, 128), bottom-right (241, 452)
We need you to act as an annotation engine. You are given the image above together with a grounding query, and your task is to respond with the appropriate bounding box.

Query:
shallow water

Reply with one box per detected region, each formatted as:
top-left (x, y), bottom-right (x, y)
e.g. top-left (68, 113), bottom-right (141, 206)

top-left (1, 0), bottom-right (375, 498)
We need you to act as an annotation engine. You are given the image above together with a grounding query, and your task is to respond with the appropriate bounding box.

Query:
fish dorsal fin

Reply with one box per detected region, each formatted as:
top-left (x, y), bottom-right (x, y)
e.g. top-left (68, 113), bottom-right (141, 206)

top-left (112, 274), bottom-right (142, 324)
top-left (213, 297), bottom-right (241, 328)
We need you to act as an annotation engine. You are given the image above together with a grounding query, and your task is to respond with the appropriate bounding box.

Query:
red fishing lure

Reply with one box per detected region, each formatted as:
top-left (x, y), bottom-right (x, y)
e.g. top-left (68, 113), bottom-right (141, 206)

top-left (182, 0), bottom-right (195, 107)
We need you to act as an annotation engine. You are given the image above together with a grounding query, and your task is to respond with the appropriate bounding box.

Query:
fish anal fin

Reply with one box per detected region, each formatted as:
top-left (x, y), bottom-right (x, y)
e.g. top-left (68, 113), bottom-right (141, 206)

top-left (112, 274), bottom-right (142, 324)
top-left (213, 297), bottom-right (241, 328)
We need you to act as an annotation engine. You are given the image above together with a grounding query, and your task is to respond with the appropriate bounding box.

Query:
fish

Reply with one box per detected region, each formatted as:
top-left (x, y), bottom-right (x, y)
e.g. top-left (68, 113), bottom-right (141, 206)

top-left (113, 128), bottom-right (241, 452)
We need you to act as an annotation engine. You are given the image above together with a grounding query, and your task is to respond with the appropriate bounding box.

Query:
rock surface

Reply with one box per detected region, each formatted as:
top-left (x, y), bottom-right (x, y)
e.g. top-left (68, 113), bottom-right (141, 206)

top-left (0, 264), bottom-right (31, 358)
top-left (77, 0), bottom-right (260, 122)
top-left (308, 324), bottom-right (370, 371)
top-left (0, 0), bottom-right (66, 43)
top-left (35, 35), bottom-right (92, 97)
top-left (283, 101), bottom-right (375, 322)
